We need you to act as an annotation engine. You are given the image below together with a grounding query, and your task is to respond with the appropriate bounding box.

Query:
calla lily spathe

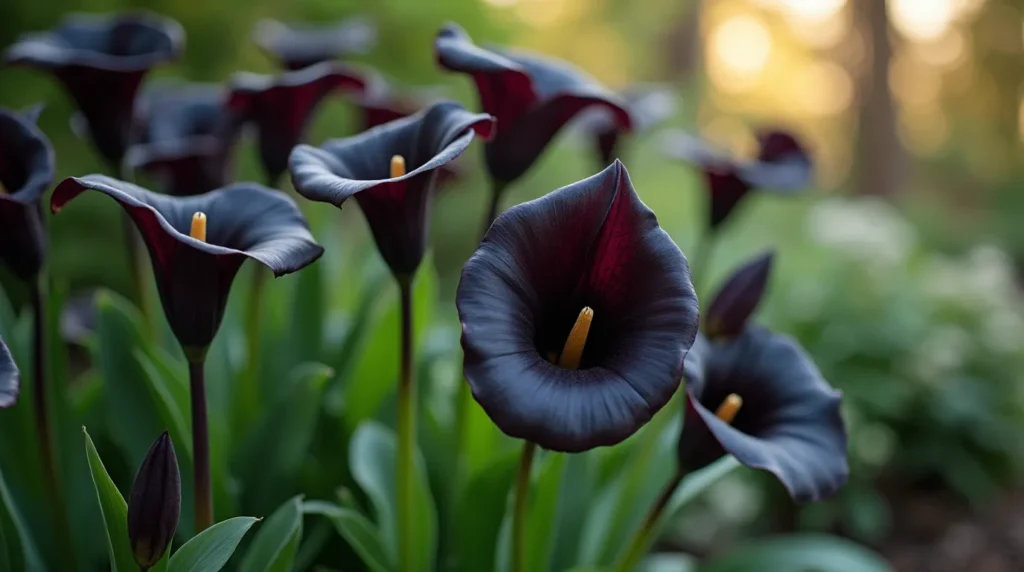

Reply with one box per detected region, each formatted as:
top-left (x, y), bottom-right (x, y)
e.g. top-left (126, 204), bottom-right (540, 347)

top-left (51, 176), bottom-right (323, 356)
top-left (289, 101), bottom-right (494, 277)
top-left (679, 328), bottom-right (847, 501)
top-left (435, 23), bottom-right (632, 186)
top-left (579, 85), bottom-right (676, 168)
top-left (0, 335), bottom-right (17, 408)
top-left (253, 16), bottom-right (376, 71)
top-left (228, 62), bottom-right (367, 186)
top-left (0, 105), bottom-right (55, 280)
top-left (3, 11), bottom-right (183, 168)
top-left (126, 83), bottom-right (244, 196)
top-left (457, 161), bottom-right (699, 452)
top-left (663, 129), bottom-right (813, 229)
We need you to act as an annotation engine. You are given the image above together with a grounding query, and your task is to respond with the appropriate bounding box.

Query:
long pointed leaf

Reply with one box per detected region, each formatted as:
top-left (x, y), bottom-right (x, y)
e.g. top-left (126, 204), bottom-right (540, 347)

top-left (83, 427), bottom-right (137, 572)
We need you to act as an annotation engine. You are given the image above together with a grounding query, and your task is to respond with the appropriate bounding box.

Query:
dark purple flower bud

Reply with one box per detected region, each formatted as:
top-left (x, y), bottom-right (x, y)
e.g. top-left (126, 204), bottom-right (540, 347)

top-left (704, 252), bottom-right (774, 339)
top-left (127, 431), bottom-right (180, 569)
top-left (0, 105), bottom-right (54, 281)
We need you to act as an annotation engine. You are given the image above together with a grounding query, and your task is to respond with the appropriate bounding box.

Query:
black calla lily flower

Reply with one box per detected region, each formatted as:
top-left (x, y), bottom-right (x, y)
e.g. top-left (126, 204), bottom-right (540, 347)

top-left (125, 83), bottom-right (244, 196)
top-left (0, 105), bottom-right (55, 280)
top-left (435, 23), bottom-right (632, 186)
top-left (663, 129), bottom-right (812, 230)
top-left (0, 335), bottom-right (18, 408)
top-left (228, 62), bottom-right (367, 186)
top-left (51, 176), bottom-right (323, 357)
top-left (289, 101), bottom-right (493, 278)
top-left (253, 17), bottom-right (376, 71)
top-left (3, 12), bottom-right (184, 168)
top-left (579, 85), bottom-right (677, 168)
top-left (456, 160), bottom-right (699, 452)
top-left (678, 327), bottom-right (847, 501)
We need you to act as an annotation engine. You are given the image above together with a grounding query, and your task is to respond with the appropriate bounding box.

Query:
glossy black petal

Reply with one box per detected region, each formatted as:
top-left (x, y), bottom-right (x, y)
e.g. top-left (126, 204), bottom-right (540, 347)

top-left (678, 327), bottom-right (848, 501)
top-left (126, 83), bottom-right (243, 196)
top-left (228, 62), bottom-right (367, 186)
top-left (290, 101), bottom-right (493, 277)
top-left (3, 11), bottom-right (184, 167)
top-left (435, 23), bottom-right (631, 184)
top-left (663, 129), bottom-right (813, 229)
top-left (128, 431), bottom-right (180, 568)
top-left (0, 106), bottom-right (55, 280)
top-left (457, 160), bottom-right (699, 452)
top-left (0, 335), bottom-right (18, 408)
top-left (704, 251), bottom-right (773, 339)
top-left (51, 176), bottom-right (323, 352)
top-left (253, 17), bottom-right (376, 71)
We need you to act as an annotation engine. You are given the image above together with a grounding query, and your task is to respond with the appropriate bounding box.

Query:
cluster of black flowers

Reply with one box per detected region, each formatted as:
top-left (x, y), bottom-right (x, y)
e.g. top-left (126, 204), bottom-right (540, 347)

top-left (0, 9), bottom-right (848, 564)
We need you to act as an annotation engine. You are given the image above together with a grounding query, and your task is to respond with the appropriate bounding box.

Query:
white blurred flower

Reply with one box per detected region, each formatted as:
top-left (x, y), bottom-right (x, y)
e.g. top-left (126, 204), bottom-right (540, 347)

top-left (908, 324), bottom-right (972, 380)
top-left (982, 311), bottom-right (1024, 354)
top-left (922, 244), bottom-right (1020, 311)
top-left (707, 472), bottom-right (762, 524)
top-left (807, 198), bottom-right (917, 265)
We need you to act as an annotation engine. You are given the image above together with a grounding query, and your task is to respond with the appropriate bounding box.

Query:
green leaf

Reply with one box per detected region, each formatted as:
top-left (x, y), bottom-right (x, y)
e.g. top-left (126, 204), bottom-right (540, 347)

top-left (240, 495), bottom-right (303, 572)
top-left (303, 501), bottom-right (392, 572)
top-left (495, 452), bottom-right (567, 572)
top-left (167, 517), bottom-right (259, 572)
top-left (698, 534), bottom-right (892, 572)
top-left (135, 348), bottom-right (192, 459)
top-left (290, 255), bottom-right (325, 365)
top-left (0, 466), bottom-right (42, 571)
top-left (349, 421), bottom-right (436, 572)
top-left (83, 427), bottom-right (138, 572)
top-left (344, 262), bottom-right (436, 429)
top-left (454, 451), bottom-right (518, 572)
top-left (93, 291), bottom-right (165, 462)
top-left (666, 456), bottom-right (742, 516)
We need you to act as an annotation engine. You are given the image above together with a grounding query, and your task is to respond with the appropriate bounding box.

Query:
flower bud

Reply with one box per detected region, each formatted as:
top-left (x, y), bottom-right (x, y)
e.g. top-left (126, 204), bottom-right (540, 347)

top-left (127, 431), bottom-right (180, 570)
top-left (705, 251), bottom-right (774, 339)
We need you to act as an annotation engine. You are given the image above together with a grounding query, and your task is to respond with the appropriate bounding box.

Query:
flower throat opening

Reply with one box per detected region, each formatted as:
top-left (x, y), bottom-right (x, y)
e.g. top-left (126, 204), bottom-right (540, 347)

top-left (715, 393), bottom-right (743, 424)
top-left (555, 306), bottom-right (593, 370)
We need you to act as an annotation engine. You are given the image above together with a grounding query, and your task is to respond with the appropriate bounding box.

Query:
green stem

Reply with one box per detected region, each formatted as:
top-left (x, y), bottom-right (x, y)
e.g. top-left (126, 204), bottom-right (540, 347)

top-left (511, 441), bottom-right (537, 572)
top-left (480, 179), bottom-right (508, 239)
top-left (613, 471), bottom-right (685, 572)
top-left (31, 278), bottom-right (76, 570)
top-left (397, 276), bottom-right (416, 572)
top-left (188, 359), bottom-right (213, 533)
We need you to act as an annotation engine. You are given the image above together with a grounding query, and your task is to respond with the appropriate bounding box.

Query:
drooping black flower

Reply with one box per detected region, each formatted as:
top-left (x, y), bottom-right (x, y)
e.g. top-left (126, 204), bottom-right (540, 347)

top-left (228, 62), bottom-right (367, 186)
top-left (678, 327), bottom-right (847, 501)
top-left (0, 335), bottom-right (18, 408)
top-left (252, 16), bottom-right (376, 71)
top-left (578, 85), bottom-right (677, 168)
top-left (125, 82), bottom-right (244, 196)
top-left (3, 11), bottom-right (184, 168)
top-left (0, 105), bottom-right (55, 281)
top-left (456, 160), bottom-right (699, 452)
top-left (435, 23), bottom-right (632, 186)
top-left (662, 129), bottom-right (813, 230)
top-left (289, 101), bottom-right (493, 278)
top-left (127, 431), bottom-right (180, 570)
top-left (51, 176), bottom-right (323, 358)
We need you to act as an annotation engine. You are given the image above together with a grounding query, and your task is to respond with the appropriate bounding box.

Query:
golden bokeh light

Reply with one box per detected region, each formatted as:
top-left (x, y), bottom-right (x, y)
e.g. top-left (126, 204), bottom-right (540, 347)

top-left (708, 13), bottom-right (774, 91)
top-left (789, 61), bottom-right (854, 117)
top-left (890, 0), bottom-right (959, 41)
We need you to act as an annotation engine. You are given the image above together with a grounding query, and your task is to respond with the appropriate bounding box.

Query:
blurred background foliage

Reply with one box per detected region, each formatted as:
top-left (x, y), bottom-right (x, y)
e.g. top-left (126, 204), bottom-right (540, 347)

top-left (3, 0), bottom-right (1024, 569)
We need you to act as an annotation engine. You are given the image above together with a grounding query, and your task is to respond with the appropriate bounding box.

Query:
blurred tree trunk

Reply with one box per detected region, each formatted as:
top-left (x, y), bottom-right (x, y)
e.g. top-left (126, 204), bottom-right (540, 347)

top-left (662, 0), bottom-right (702, 82)
top-left (854, 0), bottom-right (906, 196)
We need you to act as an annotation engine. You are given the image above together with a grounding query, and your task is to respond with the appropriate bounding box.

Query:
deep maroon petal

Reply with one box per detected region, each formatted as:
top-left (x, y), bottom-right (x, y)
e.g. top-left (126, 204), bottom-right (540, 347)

top-left (228, 62), bottom-right (367, 185)
top-left (253, 17), bottom-right (376, 71)
top-left (51, 176), bottom-right (322, 350)
top-left (290, 101), bottom-right (493, 276)
top-left (0, 106), bottom-right (54, 279)
top-left (678, 327), bottom-right (848, 501)
top-left (3, 12), bottom-right (183, 167)
top-left (0, 335), bottom-right (18, 408)
top-left (579, 85), bottom-right (676, 166)
top-left (705, 251), bottom-right (774, 339)
top-left (434, 23), bottom-right (536, 129)
top-left (457, 160), bottom-right (699, 452)
top-left (127, 83), bottom-right (242, 196)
